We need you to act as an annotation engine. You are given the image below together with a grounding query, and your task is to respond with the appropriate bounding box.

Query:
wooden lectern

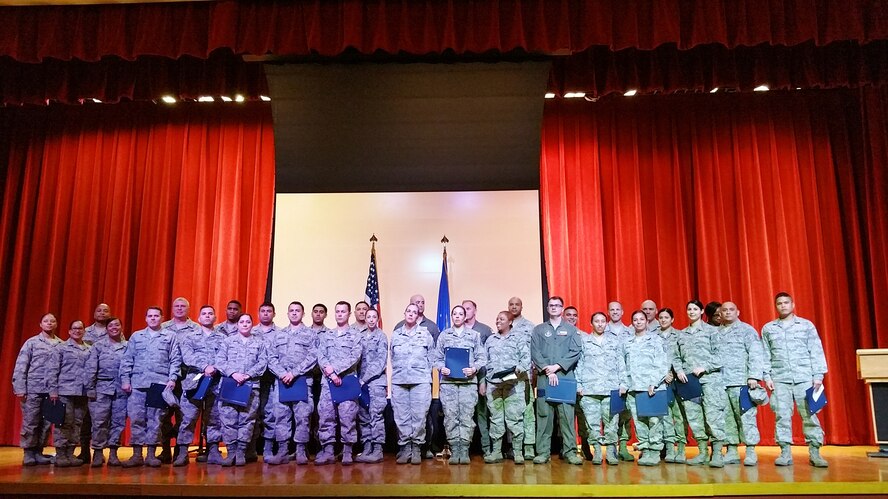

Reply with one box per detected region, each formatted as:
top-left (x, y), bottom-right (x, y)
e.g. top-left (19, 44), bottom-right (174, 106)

top-left (857, 349), bottom-right (888, 458)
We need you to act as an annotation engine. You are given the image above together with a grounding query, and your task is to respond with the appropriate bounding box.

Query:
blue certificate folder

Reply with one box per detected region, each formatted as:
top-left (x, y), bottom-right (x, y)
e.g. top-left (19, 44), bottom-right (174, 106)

top-left (805, 385), bottom-right (828, 415)
top-left (41, 398), bottom-right (66, 425)
top-left (220, 377), bottom-right (252, 407)
top-left (187, 375), bottom-right (214, 401)
top-left (146, 383), bottom-right (169, 409)
top-left (609, 389), bottom-right (627, 417)
top-left (675, 373), bottom-right (703, 403)
top-left (328, 373), bottom-right (361, 404)
top-left (539, 376), bottom-right (577, 405)
top-left (444, 347), bottom-right (471, 379)
top-left (739, 386), bottom-right (754, 414)
top-left (278, 376), bottom-right (309, 403)
top-left (635, 390), bottom-right (669, 417)
top-left (359, 384), bottom-right (371, 409)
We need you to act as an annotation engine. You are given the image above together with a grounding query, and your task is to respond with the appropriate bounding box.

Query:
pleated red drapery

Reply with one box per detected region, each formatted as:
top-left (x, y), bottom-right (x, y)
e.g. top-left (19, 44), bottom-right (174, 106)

top-left (0, 102), bottom-right (276, 445)
top-left (540, 88), bottom-right (888, 445)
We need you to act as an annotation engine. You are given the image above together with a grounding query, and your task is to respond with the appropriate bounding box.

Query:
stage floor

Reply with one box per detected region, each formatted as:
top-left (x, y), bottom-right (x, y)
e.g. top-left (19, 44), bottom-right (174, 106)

top-left (0, 446), bottom-right (885, 498)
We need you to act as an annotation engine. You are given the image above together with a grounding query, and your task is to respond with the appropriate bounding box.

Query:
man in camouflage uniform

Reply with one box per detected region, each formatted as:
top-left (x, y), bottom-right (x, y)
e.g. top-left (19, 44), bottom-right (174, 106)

top-left (215, 300), bottom-right (243, 336)
top-left (12, 313), bottom-right (62, 466)
top-left (119, 307), bottom-right (181, 468)
top-left (623, 313), bottom-right (669, 466)
top-left (531, 296), bottom-right (583, 465)
top-left (49, 320), bottom-right (91, 467)
top-left (251, 301), bottom-right (282, 462)
top-left (719, 301), bottom-right (765, 466)
top-left (484, 311), bottom-right (531, 464)
top-left (159, 297), bottom-right (199, 463)
top-left (605, 301), bottom-right (635, 462)
top-left (80, 303), bottom-right (112, 463)
top-left (352, 301), bottom-right (370, 332)
top-left (762, 292), bottom-right (829, 468)
top-left (266, 301), bottom-right (318, 465)
top-left (356, 308), bottom-right (388, 463)
top-left (564, 306), bottom-right (593, 461)
top-left (508, 296), bottom-right (537, 460)
top-left (173, 305), bottom-right (227, 466)
top-left (463, 299), bottom-right (493, 457)
top-left (316, 301), bottom-right (363, 465)
top-left (433, 305), bottom-right (487, 464)
top-left (86, 317), bottom-right (129, 467)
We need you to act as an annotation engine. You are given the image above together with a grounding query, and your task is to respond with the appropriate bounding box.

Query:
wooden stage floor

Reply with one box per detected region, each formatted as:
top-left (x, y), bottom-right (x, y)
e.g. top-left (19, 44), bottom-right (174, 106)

top-left (0, 446), bottom-right (886, 498)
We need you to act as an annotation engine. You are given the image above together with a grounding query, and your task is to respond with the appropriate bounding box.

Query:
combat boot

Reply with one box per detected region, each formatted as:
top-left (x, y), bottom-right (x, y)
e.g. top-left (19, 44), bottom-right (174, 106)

top-left (267, 441), bottom-right (290, 465)
top-left (33, 447), bottom-right (53, 465)
top-left (91, 449), bottom-right (105, 467)
top-left (448, 442), bottom-right (460, 464)
top-left (262, 439), bottom-right (274, 462)
top-left (687, 442), bottom-right (708, 466)
top-left (639, 449), bottom-right (660, 466)
top-left (744, 445), bottom-right (758, 466)
top-left (523, 444), bottom-right (535, 460)
top-left (108, 447), bottom-right (122, 467)
top-left (410, 443), bottom-right (422, 464)
top-left (206, 443), bottom-right (223, 465)
top-left (592, 443), bottom-right (603, 465)
top-left (22, 448), bottom-right (37, 466)
top-left (341, 444), bottom-right (354, 466)
top-left (674, 443), bottom-right (687, 464)
top-left (775, 444), bottom-right (793, 466)
top-left (294, 444), bottom-right (309, 465)
top-left (173, 444), bottom-right (189, 466)
top-left (220, 443), bottom-right (236, 467)
top-left (314, 444), bottom-right (335, 465)
top-left (69, 446), bottom-right (84, 467)
top-left (396, 444), bottom-right (411, 464)
top-left (122, 446), bottom-right (144, 468)
top-left (145, 446), bottom-right (162, 467)
top-left (361, 443), bottom-right (384, 463)
top-left (532, 453), bottom-right (550, 464)
top-left (234, 442), bottom-right (247, 466)
top-left (618, 440), bottom-right (635, 461)
top-left (54, 447), bottom-right (73, 468)
top-left (564, 448), bottom-right (583, 465)
top-left (513, 439), bottom-right (525, 465)
top-left (809, 445), bottom-right (828, 468)
top-left (708, 442), bottom-right (724, 468)
top-left (723, 444), bottom-right (741, 464)
top-left (484, 438), bottom-right (504, 463)
top-left (664, 443), bottom-right (677, 463)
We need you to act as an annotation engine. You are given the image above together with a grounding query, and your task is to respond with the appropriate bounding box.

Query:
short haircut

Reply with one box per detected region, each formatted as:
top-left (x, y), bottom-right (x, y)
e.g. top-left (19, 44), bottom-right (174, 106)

top-left (313, 303), bottom-right (327, 313)
top-left (657, 307), bottom-right (674, 319)
top-left (147, 306), bottom-right (163, 315)
top-left (549, 296), bottom-right (564, 305)
top-left (227, 300), bottom-right (243, 308)
top-left (355, 301), bottom-right (370, 308)
top-left (462, 299), bottom-right (477, 308)
top-left (565, 306), bottom-right (578, 313)
top-left (199, 305), bottom-right (215, 313)
top-left (289, 301), bottom-right (304, 311)
top-left (775, 292), bottom-right (792, 302)
top-left (259, 301), bottom-right (275, 312)
top-left (335, 301), bottom-right (352, 312)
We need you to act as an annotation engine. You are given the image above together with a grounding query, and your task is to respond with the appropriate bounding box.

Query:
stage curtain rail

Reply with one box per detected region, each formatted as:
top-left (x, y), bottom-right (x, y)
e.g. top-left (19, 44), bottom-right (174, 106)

top-left (0, 0), bottom-right (885, 63)
top-left (548, 40), bottom-right (888, 97)
top-left (0, 102), bottom-right (276, 445)
top-left (0, 50), bottom-right (269, 106)
top-left (539, 87), bottom-right (888, 445)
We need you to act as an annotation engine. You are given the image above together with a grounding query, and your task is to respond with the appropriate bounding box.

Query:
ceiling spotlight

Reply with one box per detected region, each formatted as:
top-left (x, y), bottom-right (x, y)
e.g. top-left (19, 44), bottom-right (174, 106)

top-left (623, 89), bottom-right (637, 97)
top-left (234, 94), bottom-right (245, 103)
top-left (260, 95), bottom-right (271, 102)
top-left (161, 95), bottom-right (176, 104)
top-left (197, 96), bottom-right (214, 102)
top-left (710, 88), bottom-right (719, 94)
top-left (564, 92), bottom-right (586, 98)
top-left (754, 85), bottom-right (770, 92)
top-left (220, 96), bottom-right (233, 102)
top-left (90, 98), bottom-right (102, 103)
top-left (544, 93), bottom-right (556, 99)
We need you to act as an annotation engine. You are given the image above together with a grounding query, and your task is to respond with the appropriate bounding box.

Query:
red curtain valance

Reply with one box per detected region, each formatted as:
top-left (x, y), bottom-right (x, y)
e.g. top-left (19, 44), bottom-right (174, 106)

top-left (0, 50), bottom-right (269, 106)
top-left (1, 0), bottom-right (885, 63)
top-left (548, 40), bottom-right (888, 97)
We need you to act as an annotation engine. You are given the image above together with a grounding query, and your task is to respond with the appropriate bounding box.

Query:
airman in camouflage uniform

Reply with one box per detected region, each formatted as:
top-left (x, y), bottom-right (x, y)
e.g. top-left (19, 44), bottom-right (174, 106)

top-left (214, 300), bottom-right (243, 337)
top-left (484, 311), bottom-right (530, 464)
top-left (762, 293), bottom-right (829, 468)
top-left (266, 302), bottom-right (318, 465)
top-left (623, 312), bottom-right (669, 466)
top-left (119, 307), bottom-right (182, 468)
top-left (80, 303), bottom-right (111, 463)
top-left (250, 302), bottom-right (282, 463)
top-left (356, 308), bottom-right (388, 464)
top-left (48, 321), bottom-right (91, 467)
top-left (159, 297), bottom-right (200, 464)
top-left (508, 296), bottom-right (537, 460)
top-left (85, 317), bottom-right (128, 467)
top-left (216, 314), bottom-right (267, 467)
top-left (173, 305), bottom-right (227, 466)
top-left (673, 300), bottom-right (727, 468)
top-left (12, 313), bottom-right (62, 466)
top-left (390, 304), bottom-right (435, 465)
top-left (432, 305), bottom-right (487, 465)
top-left (315, 302), bottom-right (364, 465)
top-left (718, 302), bottom-right (765, 466)
top-left (577, 311), bottom-right (625, 465)
top-left (656, 308), bottom-right (688, 463)
top-left (605, 301), bottom-right (635, 462)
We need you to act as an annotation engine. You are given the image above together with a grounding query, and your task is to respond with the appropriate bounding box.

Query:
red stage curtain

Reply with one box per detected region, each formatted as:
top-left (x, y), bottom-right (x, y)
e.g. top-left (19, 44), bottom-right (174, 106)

top-left (549, 40), bottom-right (888, 97)
top-left (0, 102), bottom-right (276, 445)
top-left (0, 0), bottom-right (884, 63)
top-left (0, 50), bottom-right (269, 105)
top-left (540, 88), bottom-right (888, 445)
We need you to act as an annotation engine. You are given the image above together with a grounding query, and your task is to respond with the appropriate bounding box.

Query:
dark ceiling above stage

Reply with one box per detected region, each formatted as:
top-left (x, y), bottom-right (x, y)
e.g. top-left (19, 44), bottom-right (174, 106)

top-left (265, 62), bottom-right (550, 193)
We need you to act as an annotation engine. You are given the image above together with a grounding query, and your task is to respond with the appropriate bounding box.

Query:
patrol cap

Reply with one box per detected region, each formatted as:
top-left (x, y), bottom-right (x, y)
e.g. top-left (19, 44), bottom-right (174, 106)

top-left (749, 386), bottom-right (770, 406)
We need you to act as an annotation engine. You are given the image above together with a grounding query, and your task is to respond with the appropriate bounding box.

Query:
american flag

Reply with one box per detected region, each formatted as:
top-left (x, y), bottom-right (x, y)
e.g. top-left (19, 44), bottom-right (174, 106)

top-left (364, 241), bottom-right (382, 327)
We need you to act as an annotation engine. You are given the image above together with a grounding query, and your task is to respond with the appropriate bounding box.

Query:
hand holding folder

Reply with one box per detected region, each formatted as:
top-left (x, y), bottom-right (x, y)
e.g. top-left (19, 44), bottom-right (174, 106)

top-left (328, 374), bottom-right (361, 404)
top-left (635, 390), bottom-right (669, 417)
top-left (540, 375), bottom-right (577, 405)
top-left (278, 376), bottom-right (309, 403)
top-left (444, 347), bottom-right (471, 379)
top-left (805, 384), bottom-right (827, 415)
top-left (220, 377), bottom-right (252, 407)
top-left (41, 398), bottom-right (66, 425)
top-left (675, 373), bottom-right (703, 404)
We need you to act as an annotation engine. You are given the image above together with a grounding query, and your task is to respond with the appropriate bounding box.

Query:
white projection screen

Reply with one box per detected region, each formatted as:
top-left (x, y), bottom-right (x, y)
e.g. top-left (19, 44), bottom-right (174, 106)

top-left (270, 190), bottom-right (543, 330)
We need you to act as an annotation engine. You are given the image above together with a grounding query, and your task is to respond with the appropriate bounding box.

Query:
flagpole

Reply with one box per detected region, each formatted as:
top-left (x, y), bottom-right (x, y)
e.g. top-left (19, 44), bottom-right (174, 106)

top-left (364, 234), bottom-right (382, 328)
top-left (436, 235), bottom-right (451, 332)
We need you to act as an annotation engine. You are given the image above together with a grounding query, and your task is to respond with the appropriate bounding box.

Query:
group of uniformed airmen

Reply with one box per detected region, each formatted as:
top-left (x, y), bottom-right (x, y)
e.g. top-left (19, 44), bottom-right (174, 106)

top-left (12, 291), bottom-right (829, 469)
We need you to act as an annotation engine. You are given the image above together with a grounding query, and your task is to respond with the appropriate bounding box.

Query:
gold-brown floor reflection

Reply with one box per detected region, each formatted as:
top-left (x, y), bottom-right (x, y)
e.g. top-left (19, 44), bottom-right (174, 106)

top-left (0, 446), bottom-right (885, 497)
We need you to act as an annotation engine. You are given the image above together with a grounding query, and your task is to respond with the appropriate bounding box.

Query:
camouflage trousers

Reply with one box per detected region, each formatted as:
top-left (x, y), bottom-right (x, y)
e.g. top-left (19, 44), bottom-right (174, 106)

top-left (52, 395), bottom-right (87, 448)
top-left (89, 391), bottom-right (129, 448)
top-left (578, 394), bottom-right (619, 445)
top-left (439, 383), bottom-right (478, 444)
